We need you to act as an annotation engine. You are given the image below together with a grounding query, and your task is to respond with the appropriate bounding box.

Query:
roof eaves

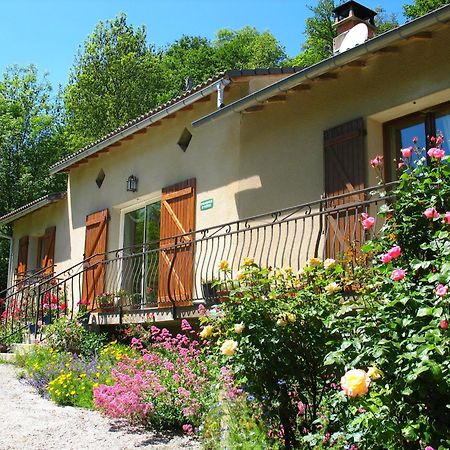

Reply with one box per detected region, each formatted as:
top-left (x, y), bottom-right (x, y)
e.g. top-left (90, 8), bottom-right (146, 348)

top-left (192, 5), bottom-right (450, 128)
top-left (0, 192), bottom-right (67, 226)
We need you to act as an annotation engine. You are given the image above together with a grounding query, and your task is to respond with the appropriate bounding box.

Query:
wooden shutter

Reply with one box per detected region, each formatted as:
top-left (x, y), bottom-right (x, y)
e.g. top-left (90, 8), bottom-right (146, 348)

top-left (39, 226), bottom-right (56, 275)
top-left (82, 209), bottom-right (109, 306)
top-left (324, 118), bottom-right (366, 259)
top-left (158, 178), bottom-right (196, 307)
top-left (17, 236), bottom-right (29, 280)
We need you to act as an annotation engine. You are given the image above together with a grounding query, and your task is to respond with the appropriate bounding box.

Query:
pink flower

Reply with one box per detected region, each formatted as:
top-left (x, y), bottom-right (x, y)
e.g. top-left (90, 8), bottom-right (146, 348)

top-left (380, 253), bottom-right (392, 264)
top-left (442, 212), bottom-right (450, 224)
top-left (424, 207), bottom-right (439, 219)
top-left (370, 155), bottom-right (383, 168)
top-left (387, 245), bottom-right (401, 259)
top-left (398, 160), bottom-right (406, 169)
top-left (427, 147), bottom-right (445, 159)
top-left (425, 447), bottom-right (435, 450)
top-left (440, 319), bottom-right (448, 330)
top-left (435, 284), bottom-right (448, 297)
top-left (361, 213), bottom-right (375, 230)
top-left (401, 147), bottom-right (412, 158)
top-left (391, 269), bottom-right (406, 281)
top-left (413, 136), bottom-right (418, 144)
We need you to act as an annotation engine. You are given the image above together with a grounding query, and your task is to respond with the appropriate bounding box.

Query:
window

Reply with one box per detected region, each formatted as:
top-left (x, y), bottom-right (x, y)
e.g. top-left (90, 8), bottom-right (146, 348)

top-left (384, 101), bottom-right (450, 181)
top-left (122, 202), bottom-right (161, 306)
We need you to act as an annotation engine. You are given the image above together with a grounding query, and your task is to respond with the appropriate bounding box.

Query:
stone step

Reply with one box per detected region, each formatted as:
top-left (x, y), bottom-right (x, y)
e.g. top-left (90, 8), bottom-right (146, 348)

top-left (0, 353), bottom-right (16, 363)
top-left (11, 343), bottom-right (34, 354)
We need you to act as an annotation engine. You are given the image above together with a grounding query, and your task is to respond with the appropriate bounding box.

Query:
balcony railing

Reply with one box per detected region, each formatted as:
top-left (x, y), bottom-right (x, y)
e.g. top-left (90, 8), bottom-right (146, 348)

top-left (0, 183), bottom-right (396, 343)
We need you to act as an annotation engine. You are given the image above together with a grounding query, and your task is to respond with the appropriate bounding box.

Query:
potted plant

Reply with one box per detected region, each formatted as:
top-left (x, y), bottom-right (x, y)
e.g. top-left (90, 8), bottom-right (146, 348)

top-left (95, 293), bottom-right (115, 312)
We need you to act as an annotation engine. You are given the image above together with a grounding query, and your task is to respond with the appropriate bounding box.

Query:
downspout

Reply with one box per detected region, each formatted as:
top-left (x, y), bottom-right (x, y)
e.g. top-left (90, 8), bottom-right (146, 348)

top-left (0, 233), bottom-right (13, 289)
top-left (216, 79), bottom-right (231, 108)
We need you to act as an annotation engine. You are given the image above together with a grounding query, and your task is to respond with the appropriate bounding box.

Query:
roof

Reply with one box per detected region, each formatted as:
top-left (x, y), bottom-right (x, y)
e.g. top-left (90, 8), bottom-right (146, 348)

top-left (50, 67), bottom-right (302, 174)
top-left (333, 1), bottom-right (377, 22)
top-left (192, 4), bottom-right (450, 128)
top-left (0, 192), bottom-right (67, 225)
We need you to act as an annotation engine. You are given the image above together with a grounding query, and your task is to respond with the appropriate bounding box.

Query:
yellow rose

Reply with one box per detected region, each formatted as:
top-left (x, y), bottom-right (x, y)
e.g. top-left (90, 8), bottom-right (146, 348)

top-left (308, 257), bottom-right (322, 267)
top-left (341, 369), bottom-right (371, 397)
top-left (286, 313), bottom-right (296, 324)
top-left (200, 325), bottom-right (214, 339)
top-left (218, 260), bottom-right (229, 271)
top-left (234, 323), bottom-right (245, 334)
top-left (324, 258), bottom-right (336, 270)
top-left (276, 317), bottom-right (288, 327)
top-left (367, 366), bottom-right (384, 380)
top-left (325, 282), bottom-right (341, 293)
top-left (242, 257), bottom-right (254, 266)
top-left (220, 339), bottom-right (238, 356)
top-left (236, 270), bottom-right (246, 280)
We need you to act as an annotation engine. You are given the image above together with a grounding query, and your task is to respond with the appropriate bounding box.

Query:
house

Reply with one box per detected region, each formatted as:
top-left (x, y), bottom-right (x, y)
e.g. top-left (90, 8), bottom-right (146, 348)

top-left (1, 1), bottom-right (450, 334)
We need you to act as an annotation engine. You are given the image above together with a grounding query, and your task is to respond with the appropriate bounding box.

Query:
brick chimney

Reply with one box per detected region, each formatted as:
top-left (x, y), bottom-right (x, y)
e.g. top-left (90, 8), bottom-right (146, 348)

top-left (333, 1), bottom-right (377, 53)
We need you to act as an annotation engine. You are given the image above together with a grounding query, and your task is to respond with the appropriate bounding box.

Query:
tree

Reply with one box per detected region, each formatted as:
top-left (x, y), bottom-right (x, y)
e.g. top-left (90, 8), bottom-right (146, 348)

top-left (403, 0), bottom-right (450, 20)
top-left (0, 65), bottom-right (66, 290)
top-left (64, 14), bottom-right (163, 151)
top-left (213, 26), bottom-right (287, 69)
top-left (374, 7), bottom-right (399, 34)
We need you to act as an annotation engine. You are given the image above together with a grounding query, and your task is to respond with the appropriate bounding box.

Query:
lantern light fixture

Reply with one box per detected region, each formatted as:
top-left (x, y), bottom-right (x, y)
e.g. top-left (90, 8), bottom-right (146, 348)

top-left (126, 174), bottom-right (138, 192)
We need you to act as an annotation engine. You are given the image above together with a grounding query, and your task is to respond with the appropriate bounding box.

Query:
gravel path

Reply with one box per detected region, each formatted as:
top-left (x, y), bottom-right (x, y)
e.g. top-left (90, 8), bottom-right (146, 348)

top-left (0, 363), bottom-right (200, 450)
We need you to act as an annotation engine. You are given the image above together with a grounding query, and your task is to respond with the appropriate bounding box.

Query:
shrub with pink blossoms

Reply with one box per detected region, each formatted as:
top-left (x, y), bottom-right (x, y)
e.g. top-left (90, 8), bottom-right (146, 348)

top-left (93, 324), bottom-right (217, 431)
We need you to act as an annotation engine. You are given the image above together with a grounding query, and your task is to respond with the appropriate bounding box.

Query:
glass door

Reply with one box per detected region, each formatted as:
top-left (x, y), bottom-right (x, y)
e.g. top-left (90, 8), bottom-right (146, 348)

top-left (122, 202), bottom-right (161, 307)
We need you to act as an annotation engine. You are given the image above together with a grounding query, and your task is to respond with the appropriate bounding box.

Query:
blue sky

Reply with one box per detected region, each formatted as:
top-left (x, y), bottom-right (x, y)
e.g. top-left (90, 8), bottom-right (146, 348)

top-left (1, 0), bottom-right (406, 90)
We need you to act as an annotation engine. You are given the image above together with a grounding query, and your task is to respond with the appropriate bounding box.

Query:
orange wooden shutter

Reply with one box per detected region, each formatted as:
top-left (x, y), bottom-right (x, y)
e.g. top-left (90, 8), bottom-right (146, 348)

top-left (17, 236), bottom-right (29, 279)
top-left (324, 118), bottom-right (366, 258)
top-left (40, 226), bottom-right (56, 275)
top-left (158, 178), bottom-right (196, 307)
top-left (82, 209), bottom-right (109, 306)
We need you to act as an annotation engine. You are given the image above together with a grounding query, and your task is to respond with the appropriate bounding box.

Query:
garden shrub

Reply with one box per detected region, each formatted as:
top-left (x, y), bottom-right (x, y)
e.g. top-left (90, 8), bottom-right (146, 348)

top-left (93, 321), bottom-right (218, 431)
top-left (201, 138), bottom-right (449, 450)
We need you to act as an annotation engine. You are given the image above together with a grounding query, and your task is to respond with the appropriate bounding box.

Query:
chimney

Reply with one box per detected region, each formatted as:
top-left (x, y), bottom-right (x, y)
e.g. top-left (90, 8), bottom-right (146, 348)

top-left (332, 1), bottom-right (377, 54)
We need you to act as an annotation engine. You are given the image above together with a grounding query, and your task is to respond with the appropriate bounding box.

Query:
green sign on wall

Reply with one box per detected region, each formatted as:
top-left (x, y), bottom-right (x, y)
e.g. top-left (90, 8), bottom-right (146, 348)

top-left (200, 198), bottom-right (214, 211)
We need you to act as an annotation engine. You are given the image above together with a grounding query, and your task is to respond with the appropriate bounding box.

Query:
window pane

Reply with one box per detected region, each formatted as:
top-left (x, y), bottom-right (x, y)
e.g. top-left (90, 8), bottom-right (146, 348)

top-left (123, 208), bottom-right (145, 250)
top-left (436, 112), bottom-right (450, 153)
top-left (399, 122), bottom-right (426, 166)
top-left (145, 202), bottom-right (161, 246)
top-left (144, 202), bottom-right (161, 306)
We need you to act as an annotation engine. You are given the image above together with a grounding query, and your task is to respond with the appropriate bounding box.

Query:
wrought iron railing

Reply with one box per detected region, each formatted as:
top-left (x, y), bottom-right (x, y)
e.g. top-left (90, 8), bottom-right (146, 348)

top-left (0, 183), bottom-right (396, 343)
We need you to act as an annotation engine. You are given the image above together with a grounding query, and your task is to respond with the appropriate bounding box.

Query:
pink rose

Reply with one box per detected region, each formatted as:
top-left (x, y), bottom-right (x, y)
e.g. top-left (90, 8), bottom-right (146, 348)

top-left (425, 446), bottom-right (435, 450)
top-left (427, 147), bottom-right (445, 159)
top-left (361, 213), bottom-right (375, 230)
top-left (391, 269), bottom-right (406, 281)
top-left (398, 160), bottom-right (406, 169)
top-left (435, 284), bottom-right (448, 297)
top-left (442, 212), bottom-right (450, 224)
top-left (380, 253), bottom-right (392, 264)
top-left (424, 207), bottom-right (439, 219)
top-left (401, 147), bottom-right (412, 158)
top-left (440, 320), bottom-right (448, 330)
top-left (370, 155), bottom-right (383, 168)
top-left (387, 245), bottom-right (401, 259)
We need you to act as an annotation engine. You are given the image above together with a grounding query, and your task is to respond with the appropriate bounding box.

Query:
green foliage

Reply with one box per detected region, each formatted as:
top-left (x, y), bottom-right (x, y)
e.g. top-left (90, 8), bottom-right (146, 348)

top-left (45, 315), bottom-right (106, 357)
top-left (403, 0), bottom-right (450, 20)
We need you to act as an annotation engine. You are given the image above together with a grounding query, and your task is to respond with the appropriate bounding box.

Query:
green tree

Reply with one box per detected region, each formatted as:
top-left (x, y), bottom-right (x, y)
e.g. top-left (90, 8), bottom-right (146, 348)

top-left (375, 6), bottom-right (399, 34)
top-left (63, 13), bottom-right (163, 151)
top-left (213, 26), bottom-right (287, 69)
top-left (403, 0), bottom-right (450, 20)
top-left (0, 65), bottom-right (66, 290)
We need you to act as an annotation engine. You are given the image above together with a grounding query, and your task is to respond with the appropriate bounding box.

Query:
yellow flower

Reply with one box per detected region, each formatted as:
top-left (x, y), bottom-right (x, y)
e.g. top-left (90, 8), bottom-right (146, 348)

top-left (308, 257), bottom-right (322, 267)
top-left (70, 390), bottom-right (76, 395)
top-left (286, 313), bottom-right (296, 324)
top-left (324, 258), bottom-right (336, 270)
top-left (276, 317), bottom-right (288, 327)
top-left (220, 339), bottom-right (238, 356)
top-left (242, 257), bottom-right (254, 266)
top-left (341, 369), bottom-right (371, 397)
top-left (200, 325), bottom-right (214, 339)
top-left (234, 323), bottom-right (245, 334)
top-left (367, 366), bottom-right (384, 380)
top-left (218, 260), bottom-right (229, 270)
top-left (93, 383), bottom-right (99, 388)
top-left (79, 373), bottom-right (86, 378)
top-left (283, 266), bottom-right (293, 274)
top-left (236, 270), bottom-right (246, 280)
top-left (325, 282), bottom-right (341, 293)
top-left (95, 372), bottom-right (100, 378)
